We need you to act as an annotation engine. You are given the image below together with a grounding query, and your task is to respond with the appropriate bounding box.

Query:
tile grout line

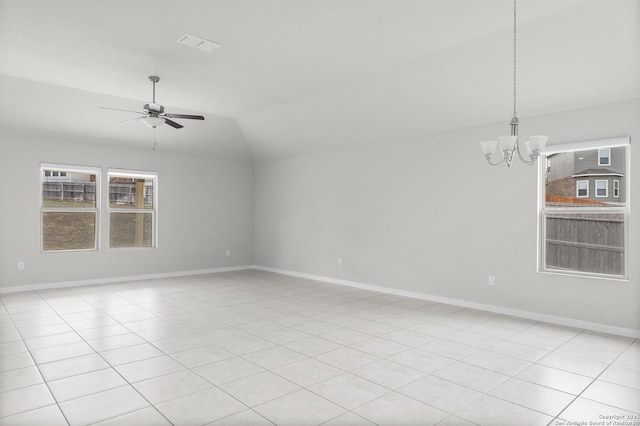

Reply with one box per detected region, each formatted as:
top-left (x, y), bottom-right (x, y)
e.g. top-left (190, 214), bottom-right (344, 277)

top-left (546, 329), bottom-right (637, 425)
top-left (71, 282), bottom-right (285, 426)
top-left (3, 271), bottom-right (637, 426)
top-left (56, 280), bottom-right (568, 422)
top-left (0, 292), bottom-right (72, 425)
top-left (33, 287), bottom-right (178, 426)
top-left (464, 326), bottom-right (592, 424)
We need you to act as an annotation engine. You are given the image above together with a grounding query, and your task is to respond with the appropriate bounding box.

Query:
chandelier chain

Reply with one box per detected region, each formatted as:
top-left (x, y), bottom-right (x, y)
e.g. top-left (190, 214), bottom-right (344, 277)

top-left (479, 0), bottom-right (548, 167)
top-left (513, 0), bottom-right (517, 118)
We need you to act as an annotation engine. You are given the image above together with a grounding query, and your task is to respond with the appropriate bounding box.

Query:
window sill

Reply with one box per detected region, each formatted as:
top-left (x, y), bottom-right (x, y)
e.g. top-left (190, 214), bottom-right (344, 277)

top-left (538, 268), bottom-right (629, 282)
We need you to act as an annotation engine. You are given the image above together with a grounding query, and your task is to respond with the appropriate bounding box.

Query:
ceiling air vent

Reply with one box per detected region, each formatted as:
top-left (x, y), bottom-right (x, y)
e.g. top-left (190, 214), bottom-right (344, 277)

top-left (176, 33), bottom-right (221, 53)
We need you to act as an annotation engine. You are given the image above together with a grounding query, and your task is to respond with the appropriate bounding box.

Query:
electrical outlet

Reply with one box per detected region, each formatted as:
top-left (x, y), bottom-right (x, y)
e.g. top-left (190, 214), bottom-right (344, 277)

top-left (488, 275), bottom-right (496, 286)
top-left (17, 261), bottom-right (25, 271)
top-left (225, 249), bottom-right (231, 257)
top-left (337, 257), bottom-right (342, 266)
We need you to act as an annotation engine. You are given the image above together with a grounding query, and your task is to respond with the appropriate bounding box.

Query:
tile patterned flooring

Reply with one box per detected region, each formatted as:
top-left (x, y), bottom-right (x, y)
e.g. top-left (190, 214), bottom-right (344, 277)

top-left (0, 270), bottom-right (638, 425)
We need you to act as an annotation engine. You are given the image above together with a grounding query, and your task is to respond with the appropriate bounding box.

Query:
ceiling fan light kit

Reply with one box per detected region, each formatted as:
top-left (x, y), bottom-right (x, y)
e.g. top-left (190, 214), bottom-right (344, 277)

top-left (99, 75), bottom-right (205, 131)
top-left (479, 0), bottom-right (548, 167)
top-left (141, 116), bottom-right (165, 129)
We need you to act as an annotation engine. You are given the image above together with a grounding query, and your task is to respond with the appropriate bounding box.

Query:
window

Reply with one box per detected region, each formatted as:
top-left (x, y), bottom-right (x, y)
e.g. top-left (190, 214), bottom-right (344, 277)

top-left (539, 137), bottom-right (629, 279)
top-left (598, 148), bottom-right (611, 166)
top-left (576, 180), bottom-right (588, 197)
top-left (108, 169), bottom-right (157, 248)
top-left (595, 180), bottom-right (608, 197)
top-left (41, 164), bottom-right (99, 251)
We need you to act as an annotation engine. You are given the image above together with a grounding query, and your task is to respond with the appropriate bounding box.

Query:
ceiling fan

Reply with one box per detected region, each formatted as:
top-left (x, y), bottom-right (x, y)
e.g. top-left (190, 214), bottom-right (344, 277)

top-left (99, 76), bottom-right (204, 129)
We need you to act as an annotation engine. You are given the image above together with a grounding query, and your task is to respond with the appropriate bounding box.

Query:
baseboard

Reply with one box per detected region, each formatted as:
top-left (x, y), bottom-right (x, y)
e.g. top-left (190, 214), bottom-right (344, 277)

top-left (253, 265), bottom-right (640, 339)
top-left (0, 265), bottom-right (254, 294)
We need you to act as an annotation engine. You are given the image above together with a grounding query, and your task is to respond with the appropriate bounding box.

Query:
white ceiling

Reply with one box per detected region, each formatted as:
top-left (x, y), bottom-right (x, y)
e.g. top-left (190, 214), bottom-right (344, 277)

top-left (0, 0), bottom-right (638, 158)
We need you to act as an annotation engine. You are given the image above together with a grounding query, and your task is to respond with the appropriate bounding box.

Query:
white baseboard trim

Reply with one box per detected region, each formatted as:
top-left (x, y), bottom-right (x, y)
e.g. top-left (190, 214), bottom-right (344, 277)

top-left (0, 265), bottom-right (254, 295)
top-left (254, 265), bottom-right (640, 339)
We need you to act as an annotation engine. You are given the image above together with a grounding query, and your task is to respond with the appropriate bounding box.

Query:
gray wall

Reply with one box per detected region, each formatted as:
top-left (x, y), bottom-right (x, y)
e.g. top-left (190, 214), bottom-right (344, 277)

top-left (0, 130), bottom-right (254, 289)
top-left (253, 99), bottom-right (639, 330)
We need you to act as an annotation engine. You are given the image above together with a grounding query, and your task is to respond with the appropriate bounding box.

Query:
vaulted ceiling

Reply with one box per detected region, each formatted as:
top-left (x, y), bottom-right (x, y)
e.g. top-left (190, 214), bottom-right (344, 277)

top-left (1, 0), bottom-right (638, 158)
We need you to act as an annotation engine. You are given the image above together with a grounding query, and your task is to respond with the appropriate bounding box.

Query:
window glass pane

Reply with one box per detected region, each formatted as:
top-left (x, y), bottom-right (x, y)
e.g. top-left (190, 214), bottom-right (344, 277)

top-left (110, 212), bottom-right (153, 248)
top-left (545, 212), bottom-right (624, 276)
top-left (42, 170), bottom-right (96, 208)
top-left (109, 178), bottom-right (153, 209)
top-left (545, 147), bottom-right (625, 207)
top-left (598, 149), bottom-right (610, 165)
top-left (576, 181), bottom-right (588, 197)
top-left (43, 212), bottom-right (96, 251)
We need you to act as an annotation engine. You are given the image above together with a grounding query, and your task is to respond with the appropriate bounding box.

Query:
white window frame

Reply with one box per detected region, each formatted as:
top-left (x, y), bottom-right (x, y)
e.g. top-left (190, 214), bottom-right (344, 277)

top-left (576, 180), bottom-right (589, 198)
top-left (108, 168), bottom-right (158, 249)
top-left (40, 163), bottom-right (101, 252)
top-left (538, 136), bottom-right (630, 280)
top-left (598, 148), bottom-right (611, 166)
top-left (613, 180), bottom-right (620, 198)
top-left (595, 180), bottom-right (608, 198)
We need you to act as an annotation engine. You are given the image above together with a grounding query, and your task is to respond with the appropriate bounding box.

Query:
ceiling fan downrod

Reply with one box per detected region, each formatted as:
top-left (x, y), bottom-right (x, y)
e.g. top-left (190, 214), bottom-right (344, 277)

top-left (149, 75), bottom-right (159, 103)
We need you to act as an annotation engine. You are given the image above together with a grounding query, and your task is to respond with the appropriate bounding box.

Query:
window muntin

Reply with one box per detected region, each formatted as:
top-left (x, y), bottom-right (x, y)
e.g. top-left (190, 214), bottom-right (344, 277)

top-left (598, 148), bottom-right (611, 166)
top-left (108, 169), bottom-right (157, 248)
top-left (539, 137), bottom-right (629, 279)
top-left (595, 180), bottom-right (608, 197)
top-left (41, 164), bottom-right (100, 252)
top-left (576, 180), bottom-right (588, 198)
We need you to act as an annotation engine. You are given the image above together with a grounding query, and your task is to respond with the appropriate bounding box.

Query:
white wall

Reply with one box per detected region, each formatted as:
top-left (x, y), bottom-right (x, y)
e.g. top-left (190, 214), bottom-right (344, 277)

top-left (0, 130), bottom-right (254, 289)
top-left (254, 99), bottom-right (640, 331)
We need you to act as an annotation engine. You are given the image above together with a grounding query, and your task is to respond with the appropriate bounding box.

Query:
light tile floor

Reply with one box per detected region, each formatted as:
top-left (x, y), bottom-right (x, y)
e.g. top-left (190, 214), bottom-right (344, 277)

top-left (0, 270), bottom-right (638, 425)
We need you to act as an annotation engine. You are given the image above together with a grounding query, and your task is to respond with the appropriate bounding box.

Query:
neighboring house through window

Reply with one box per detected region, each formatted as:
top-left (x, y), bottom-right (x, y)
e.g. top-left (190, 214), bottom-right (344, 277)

top-left (570, 146), bottom-right (625, 204)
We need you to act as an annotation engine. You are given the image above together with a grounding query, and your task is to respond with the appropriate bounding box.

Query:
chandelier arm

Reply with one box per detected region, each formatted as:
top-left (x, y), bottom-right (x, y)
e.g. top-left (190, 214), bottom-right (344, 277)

top-left (486, 155), bottom-right (506, 166)
top-left (515, 142), bottom-right (536, 166)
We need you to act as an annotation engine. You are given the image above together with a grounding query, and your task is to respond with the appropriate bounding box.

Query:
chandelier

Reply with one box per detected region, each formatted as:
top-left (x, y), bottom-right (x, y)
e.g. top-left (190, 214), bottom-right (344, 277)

top-left (480, 0), bottom-right (548, 167)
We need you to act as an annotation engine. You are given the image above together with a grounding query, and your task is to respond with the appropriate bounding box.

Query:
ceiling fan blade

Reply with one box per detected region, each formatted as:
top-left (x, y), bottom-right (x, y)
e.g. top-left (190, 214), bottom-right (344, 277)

top-left (121, 116), bottom-right (145, 124)
top-left (99, 106), bottom-right (145, 114)
top-left (164, 118), bottom-right (184, 129)
top-left (164, 113), bottom-right (204, 120)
